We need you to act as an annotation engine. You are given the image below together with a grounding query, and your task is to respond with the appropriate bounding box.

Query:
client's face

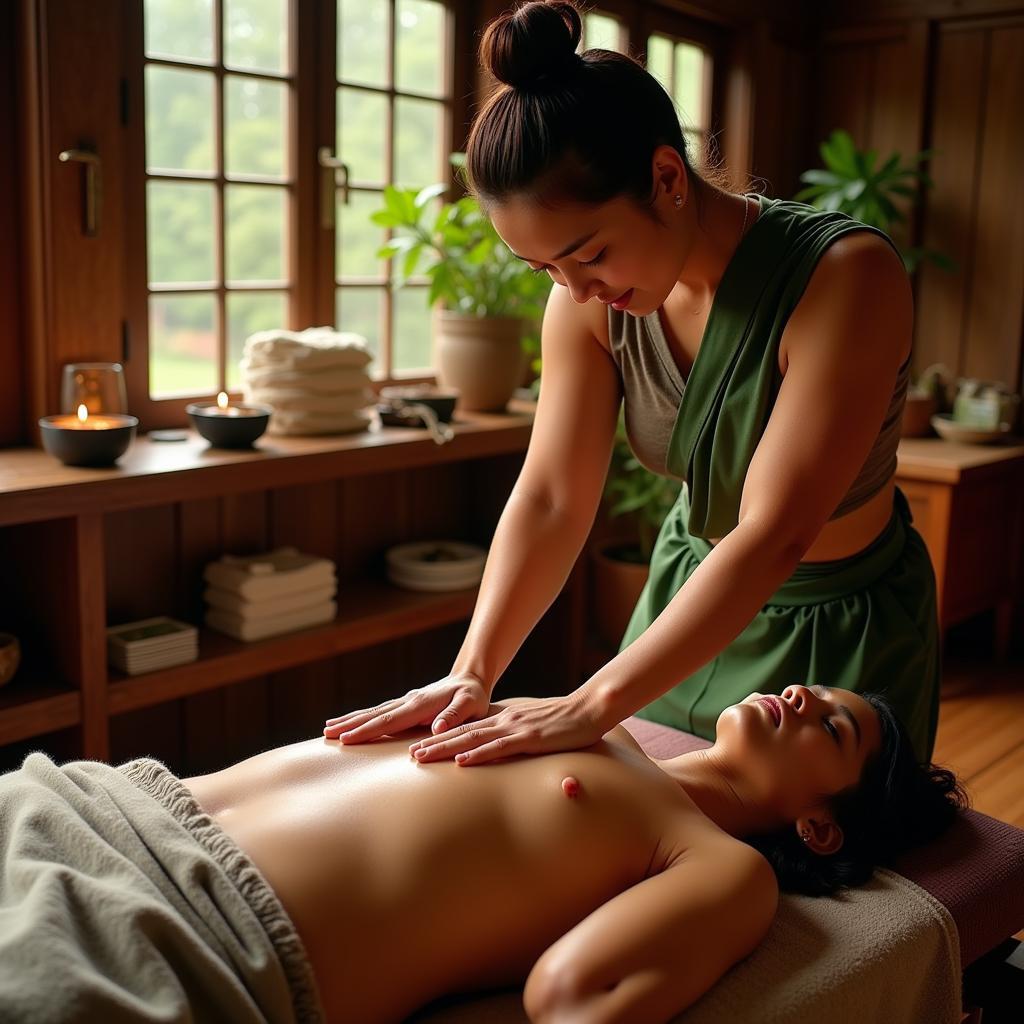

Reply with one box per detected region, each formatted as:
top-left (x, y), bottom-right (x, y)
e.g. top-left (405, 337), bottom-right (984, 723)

top-left (716, 685), bottom-right (882, 822)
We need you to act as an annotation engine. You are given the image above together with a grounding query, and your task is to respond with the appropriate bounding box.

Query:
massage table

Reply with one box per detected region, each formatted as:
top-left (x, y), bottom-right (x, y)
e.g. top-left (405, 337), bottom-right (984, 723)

top-left (408, 716), bottom-right (1024, 1023)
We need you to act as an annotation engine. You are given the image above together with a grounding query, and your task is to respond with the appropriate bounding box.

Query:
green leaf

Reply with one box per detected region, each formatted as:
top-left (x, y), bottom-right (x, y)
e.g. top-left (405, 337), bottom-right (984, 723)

top-left (415, 183), bottom-right (448, 209)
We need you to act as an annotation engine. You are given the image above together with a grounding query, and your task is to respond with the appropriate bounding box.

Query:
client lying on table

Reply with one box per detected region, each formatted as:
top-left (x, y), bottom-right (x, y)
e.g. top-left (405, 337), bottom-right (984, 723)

top-left (0, 685), bottom-right (964, 1024)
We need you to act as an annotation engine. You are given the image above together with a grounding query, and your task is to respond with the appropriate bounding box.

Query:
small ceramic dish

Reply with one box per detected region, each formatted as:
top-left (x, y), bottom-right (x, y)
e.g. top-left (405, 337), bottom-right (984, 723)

top-left (930, 414), bottom-right (1014, 445)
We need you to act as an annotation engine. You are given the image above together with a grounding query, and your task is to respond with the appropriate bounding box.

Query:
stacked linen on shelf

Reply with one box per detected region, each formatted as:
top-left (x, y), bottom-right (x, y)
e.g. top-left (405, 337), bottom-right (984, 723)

top-left (240, 326), bottom-right (377, 436)
top-left (203, 547), bottom-right (337, 642)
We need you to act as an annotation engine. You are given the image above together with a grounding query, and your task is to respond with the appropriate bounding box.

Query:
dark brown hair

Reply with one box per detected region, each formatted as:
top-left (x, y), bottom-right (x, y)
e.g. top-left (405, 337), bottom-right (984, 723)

top-left (465, 0), bottom-right (729, 220)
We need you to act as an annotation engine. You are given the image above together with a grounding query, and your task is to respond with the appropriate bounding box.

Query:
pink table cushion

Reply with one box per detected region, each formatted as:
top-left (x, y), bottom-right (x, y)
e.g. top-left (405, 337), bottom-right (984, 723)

top-left (623, 716), bottom-right (1024, 967)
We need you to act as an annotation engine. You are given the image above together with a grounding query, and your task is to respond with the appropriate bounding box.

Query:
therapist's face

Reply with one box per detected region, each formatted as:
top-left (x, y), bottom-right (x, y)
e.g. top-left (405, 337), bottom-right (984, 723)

top-left (716, 685), bottom-right (882, 822)
top-left (486, 147), bottom-right (697, 317)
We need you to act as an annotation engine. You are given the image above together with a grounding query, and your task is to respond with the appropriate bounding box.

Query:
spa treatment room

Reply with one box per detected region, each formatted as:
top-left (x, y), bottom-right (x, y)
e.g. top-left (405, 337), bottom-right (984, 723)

top-left (1, 0), bottom-right (1023, 1021)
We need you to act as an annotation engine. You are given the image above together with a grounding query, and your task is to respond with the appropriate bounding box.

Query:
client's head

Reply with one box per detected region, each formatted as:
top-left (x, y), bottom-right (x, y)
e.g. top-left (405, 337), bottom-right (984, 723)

top-left (712, 685), bottom-right (967, 896)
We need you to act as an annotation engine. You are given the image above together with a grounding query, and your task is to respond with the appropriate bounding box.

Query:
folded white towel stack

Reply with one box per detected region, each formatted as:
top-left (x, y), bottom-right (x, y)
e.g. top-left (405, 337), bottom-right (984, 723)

top-left (203, 546), bottom-right (338, 642)
top-left (240, 326), bottom-right (377, 436)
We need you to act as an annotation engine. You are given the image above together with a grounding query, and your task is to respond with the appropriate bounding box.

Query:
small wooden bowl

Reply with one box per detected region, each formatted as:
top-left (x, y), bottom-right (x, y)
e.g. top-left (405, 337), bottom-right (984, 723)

top-left (0, 633), bottom-right (20, 688)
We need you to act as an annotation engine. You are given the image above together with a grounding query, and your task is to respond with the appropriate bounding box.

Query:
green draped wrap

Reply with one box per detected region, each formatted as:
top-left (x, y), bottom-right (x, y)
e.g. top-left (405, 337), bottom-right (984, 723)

top-left (619, 195), bottom-right (941, 762)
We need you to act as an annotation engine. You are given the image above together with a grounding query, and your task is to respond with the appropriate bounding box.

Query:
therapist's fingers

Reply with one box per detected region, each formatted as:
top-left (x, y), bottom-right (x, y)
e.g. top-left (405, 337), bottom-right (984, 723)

top-left (324, 699), bottom-right (414, 741)
top-left (411, 725), bottom-right (516, 765)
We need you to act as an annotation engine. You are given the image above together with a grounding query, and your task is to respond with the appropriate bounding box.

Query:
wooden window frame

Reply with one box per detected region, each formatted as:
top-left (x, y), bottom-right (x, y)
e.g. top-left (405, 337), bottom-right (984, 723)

top-left (123, 0), bottom-right (466, 431)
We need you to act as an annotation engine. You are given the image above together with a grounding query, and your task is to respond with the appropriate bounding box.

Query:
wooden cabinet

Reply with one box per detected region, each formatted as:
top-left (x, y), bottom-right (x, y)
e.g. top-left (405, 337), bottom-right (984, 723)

top-left (896, 438), bottom-right (1024, 658)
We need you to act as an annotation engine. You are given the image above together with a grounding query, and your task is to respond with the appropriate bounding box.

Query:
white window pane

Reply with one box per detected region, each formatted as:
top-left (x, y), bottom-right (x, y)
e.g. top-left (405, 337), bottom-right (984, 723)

top-left (395, 0), bottom-right (445, 96)
top-left (225, 185), bottom-right (287, 282)
top-left (144, 0), bottom-right (214, 64)
top-left (674, 43), bottom-right (705, 130)
top-left (337, 190), bottom-right (388, 279)
top-left (225, 75), bottom-right (288, 179)
top-left (224, 0), bottom-right (288, 75)
top-left (145, 65), bottom-right (216, 173)
top-left (392, 287), bottom-right (432, 373)
top-left (394, 97), bottom-right (443, 190)
top-left (149, 293), bottom-right (218, 397)
top-left (338, 87), bottom-right (389, 185)
top-left (584, 13), bottom-right (620, 53)
top-left (226, 291), bottom-right (287, 388)
top-left (147, 180), bottom-right (217, 285)
top-left (336, 288), bottom-right (382, 374)
top-left (646, 35), bottom-right (672, 96)
top-left (338, 0), bottom-right (388, 87)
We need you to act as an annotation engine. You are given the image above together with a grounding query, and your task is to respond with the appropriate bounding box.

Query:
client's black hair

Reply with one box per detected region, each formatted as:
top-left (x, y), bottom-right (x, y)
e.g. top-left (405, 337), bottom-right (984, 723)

top-left (746, 693), bottom-right (969, 896)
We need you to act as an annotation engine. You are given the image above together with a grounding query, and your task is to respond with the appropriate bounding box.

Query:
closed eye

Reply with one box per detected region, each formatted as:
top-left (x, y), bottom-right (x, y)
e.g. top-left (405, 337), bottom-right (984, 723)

top-left (528, 249), bottom-right (607, 274)
top-left (809, 684), bottom-right (842, 746)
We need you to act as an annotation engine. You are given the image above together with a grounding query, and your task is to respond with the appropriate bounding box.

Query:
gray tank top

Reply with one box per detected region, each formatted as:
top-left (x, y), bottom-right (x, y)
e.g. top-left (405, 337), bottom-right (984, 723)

top-left (606, 207), bottom-right (911, 522)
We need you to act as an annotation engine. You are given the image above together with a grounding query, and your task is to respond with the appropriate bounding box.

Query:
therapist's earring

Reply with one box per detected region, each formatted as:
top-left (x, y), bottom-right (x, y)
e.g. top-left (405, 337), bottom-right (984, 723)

top-left (673, 193), bottom-right (683, 208)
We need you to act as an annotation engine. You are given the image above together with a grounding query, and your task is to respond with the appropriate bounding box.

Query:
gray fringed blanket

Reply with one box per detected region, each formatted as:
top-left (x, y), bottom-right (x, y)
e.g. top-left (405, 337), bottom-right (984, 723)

top-left (0, 754), bottom-right (323, 1024)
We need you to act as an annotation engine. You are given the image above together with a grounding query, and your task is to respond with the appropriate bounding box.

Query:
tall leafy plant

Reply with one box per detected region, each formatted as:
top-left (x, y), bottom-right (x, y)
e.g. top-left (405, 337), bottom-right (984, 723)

top-left (370, 156), bottom-right (552, 365)
top-left (795, 129), bottom-right (956, 275)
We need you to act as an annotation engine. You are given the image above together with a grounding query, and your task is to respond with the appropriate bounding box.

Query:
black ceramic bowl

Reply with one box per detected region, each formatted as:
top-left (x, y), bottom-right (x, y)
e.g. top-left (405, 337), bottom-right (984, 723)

top-left (186, 402), bottom-right (270, 448)
top-left (39, 414), bottom-right (138, 467)
top-left (378, 385), bottom-right (458, 423)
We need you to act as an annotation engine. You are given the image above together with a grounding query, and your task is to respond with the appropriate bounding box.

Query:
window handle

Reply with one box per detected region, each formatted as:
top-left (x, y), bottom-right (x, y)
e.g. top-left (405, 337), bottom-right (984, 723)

top-left (318, 147), bottom-right (350, 229)
top-left (58, 147), bottom-right (103, 237)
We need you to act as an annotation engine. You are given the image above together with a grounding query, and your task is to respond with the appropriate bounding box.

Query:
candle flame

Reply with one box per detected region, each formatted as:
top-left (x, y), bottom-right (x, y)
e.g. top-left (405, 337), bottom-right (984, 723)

top-left (77, 404), bottom-right (88, 423)
top-left (217, 392), bottom-right (229, 410)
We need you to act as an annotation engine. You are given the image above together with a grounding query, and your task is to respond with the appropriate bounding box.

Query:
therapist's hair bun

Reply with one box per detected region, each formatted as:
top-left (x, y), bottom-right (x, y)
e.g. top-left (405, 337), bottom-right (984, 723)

top-left (480, 1), bottom-right (583, 93)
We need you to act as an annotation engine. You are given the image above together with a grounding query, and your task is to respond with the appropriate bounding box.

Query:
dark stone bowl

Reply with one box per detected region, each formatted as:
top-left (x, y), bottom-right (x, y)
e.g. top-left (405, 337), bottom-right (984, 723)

top-left (186, 403), bottom-right (270, 448)
top-left (39, 414), bottom-right (138, 467)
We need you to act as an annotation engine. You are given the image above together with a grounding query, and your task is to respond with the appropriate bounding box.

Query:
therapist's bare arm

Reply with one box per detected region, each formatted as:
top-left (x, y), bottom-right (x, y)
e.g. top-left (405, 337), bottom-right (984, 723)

top-left (450, 285), bottom-right (622, 689)
top-left (582, 234), bottom-right (913, 728)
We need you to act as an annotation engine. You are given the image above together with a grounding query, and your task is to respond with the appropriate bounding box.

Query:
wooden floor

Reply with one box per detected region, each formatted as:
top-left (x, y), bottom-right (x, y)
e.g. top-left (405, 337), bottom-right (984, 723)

top-left (932, 614), bottom-right (1024, 942)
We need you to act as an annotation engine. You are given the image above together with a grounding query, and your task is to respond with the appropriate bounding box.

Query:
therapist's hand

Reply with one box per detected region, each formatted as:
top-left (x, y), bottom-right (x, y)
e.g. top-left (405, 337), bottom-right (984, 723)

top-left (323, 673), bottom-right (492, 743)
top-left (407, 691), bottom-right (606, 767)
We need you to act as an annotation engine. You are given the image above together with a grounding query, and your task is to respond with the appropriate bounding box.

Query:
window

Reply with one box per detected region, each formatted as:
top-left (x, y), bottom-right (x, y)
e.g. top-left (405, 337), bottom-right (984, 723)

top-left (645, 34), bottom-right (711, 171)
top-left (131, 0), bottom-right (455, 419)
top-left (334, 0), bottom-right (452, 379)
top-left (143, 0), bottom-right (292, 399)
top-left (581, 10), bottom-right (625, 52)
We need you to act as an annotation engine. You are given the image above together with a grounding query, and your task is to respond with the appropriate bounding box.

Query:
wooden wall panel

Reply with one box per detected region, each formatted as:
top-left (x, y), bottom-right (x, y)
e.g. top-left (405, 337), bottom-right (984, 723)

top-left (0, 2), bottom-right (25, 447)
top-left (916, 20), bottom-right (1024, 390)
top-left (913, 29), bottom-right (985, 376)
top-left (965, 24), bottom-right (1024, 387)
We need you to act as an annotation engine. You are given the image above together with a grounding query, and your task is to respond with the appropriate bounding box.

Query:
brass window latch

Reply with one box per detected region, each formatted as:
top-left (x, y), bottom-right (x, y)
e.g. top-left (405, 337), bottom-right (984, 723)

top-left (58, 147), bottom-right (103, 238)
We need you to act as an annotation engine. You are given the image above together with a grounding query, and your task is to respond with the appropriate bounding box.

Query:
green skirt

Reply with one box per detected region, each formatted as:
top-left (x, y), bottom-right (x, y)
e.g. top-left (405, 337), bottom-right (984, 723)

top-left (619, 485), bottom-right (941, 762)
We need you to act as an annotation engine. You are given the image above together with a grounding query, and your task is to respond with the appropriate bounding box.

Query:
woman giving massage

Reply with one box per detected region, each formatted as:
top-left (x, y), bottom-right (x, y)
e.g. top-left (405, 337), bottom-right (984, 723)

top-left (0, 685), bottom-right (963, 1023)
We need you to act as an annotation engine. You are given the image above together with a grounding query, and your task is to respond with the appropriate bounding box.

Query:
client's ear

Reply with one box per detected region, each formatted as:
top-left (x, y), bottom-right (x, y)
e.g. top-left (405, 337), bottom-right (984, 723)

top-left (794, 814), bottom-right (844, 856)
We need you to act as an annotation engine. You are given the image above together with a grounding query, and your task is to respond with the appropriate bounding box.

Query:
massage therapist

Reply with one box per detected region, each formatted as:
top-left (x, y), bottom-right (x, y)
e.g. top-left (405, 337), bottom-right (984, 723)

top-left (325, 0), bottom-right (940, 765)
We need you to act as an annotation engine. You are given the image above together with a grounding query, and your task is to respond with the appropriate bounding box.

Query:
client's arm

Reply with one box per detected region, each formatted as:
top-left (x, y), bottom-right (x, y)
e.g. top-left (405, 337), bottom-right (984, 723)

top-left (523, 844), bottom-right (778, 1024)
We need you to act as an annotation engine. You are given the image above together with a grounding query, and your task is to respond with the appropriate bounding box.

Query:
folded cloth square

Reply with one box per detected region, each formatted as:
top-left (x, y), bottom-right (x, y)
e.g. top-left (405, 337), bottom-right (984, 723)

top-left (267, 408), bottom-right (373, 436)
top-left (242, 386), bottom-right (376, 415)
top-left (204, 548), bottom-right (337, 602)
top-left (239, 362), bottom-right (371, 392)
top-left (204, 583), bottom-right (337, 619)
top-left (243, 327), bottom-right (372, 372)
top-left (206, 600), bottom-right (337, 642)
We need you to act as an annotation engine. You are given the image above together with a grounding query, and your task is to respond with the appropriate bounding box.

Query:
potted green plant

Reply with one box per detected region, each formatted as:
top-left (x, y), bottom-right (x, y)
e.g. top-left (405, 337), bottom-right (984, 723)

top-left (796, 129), bottom-right (958, 436)
top-left (590, 412), bottom-right (682, 651)
top-left (371, 155), bottom-right (552, 412)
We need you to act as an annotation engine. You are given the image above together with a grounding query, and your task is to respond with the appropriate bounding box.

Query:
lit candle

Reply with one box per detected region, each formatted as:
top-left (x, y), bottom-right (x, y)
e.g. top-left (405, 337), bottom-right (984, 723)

top-left (186, 393), bottom-right (271, 448)
top-left (39, 405), bottom-right (138, 466)
top-left (215, 392), bottom-right (243, 417)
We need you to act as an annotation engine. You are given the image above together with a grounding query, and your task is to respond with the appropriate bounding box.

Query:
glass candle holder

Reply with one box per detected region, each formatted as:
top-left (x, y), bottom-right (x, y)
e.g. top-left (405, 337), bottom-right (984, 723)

top-left (61, 362), bottom-right (128, 416)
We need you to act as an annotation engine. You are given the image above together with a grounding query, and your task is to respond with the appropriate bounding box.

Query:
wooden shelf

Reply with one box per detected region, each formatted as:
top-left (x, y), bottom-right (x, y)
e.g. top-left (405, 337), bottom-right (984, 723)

top-left (108, 579), bottom-right (480, 715)
top-left (0, 401), bottom-right (536, 526)
top-left (0, 674), bottom-right (81, 746)
top-left (897, 437), bottom-right (1024, 484)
